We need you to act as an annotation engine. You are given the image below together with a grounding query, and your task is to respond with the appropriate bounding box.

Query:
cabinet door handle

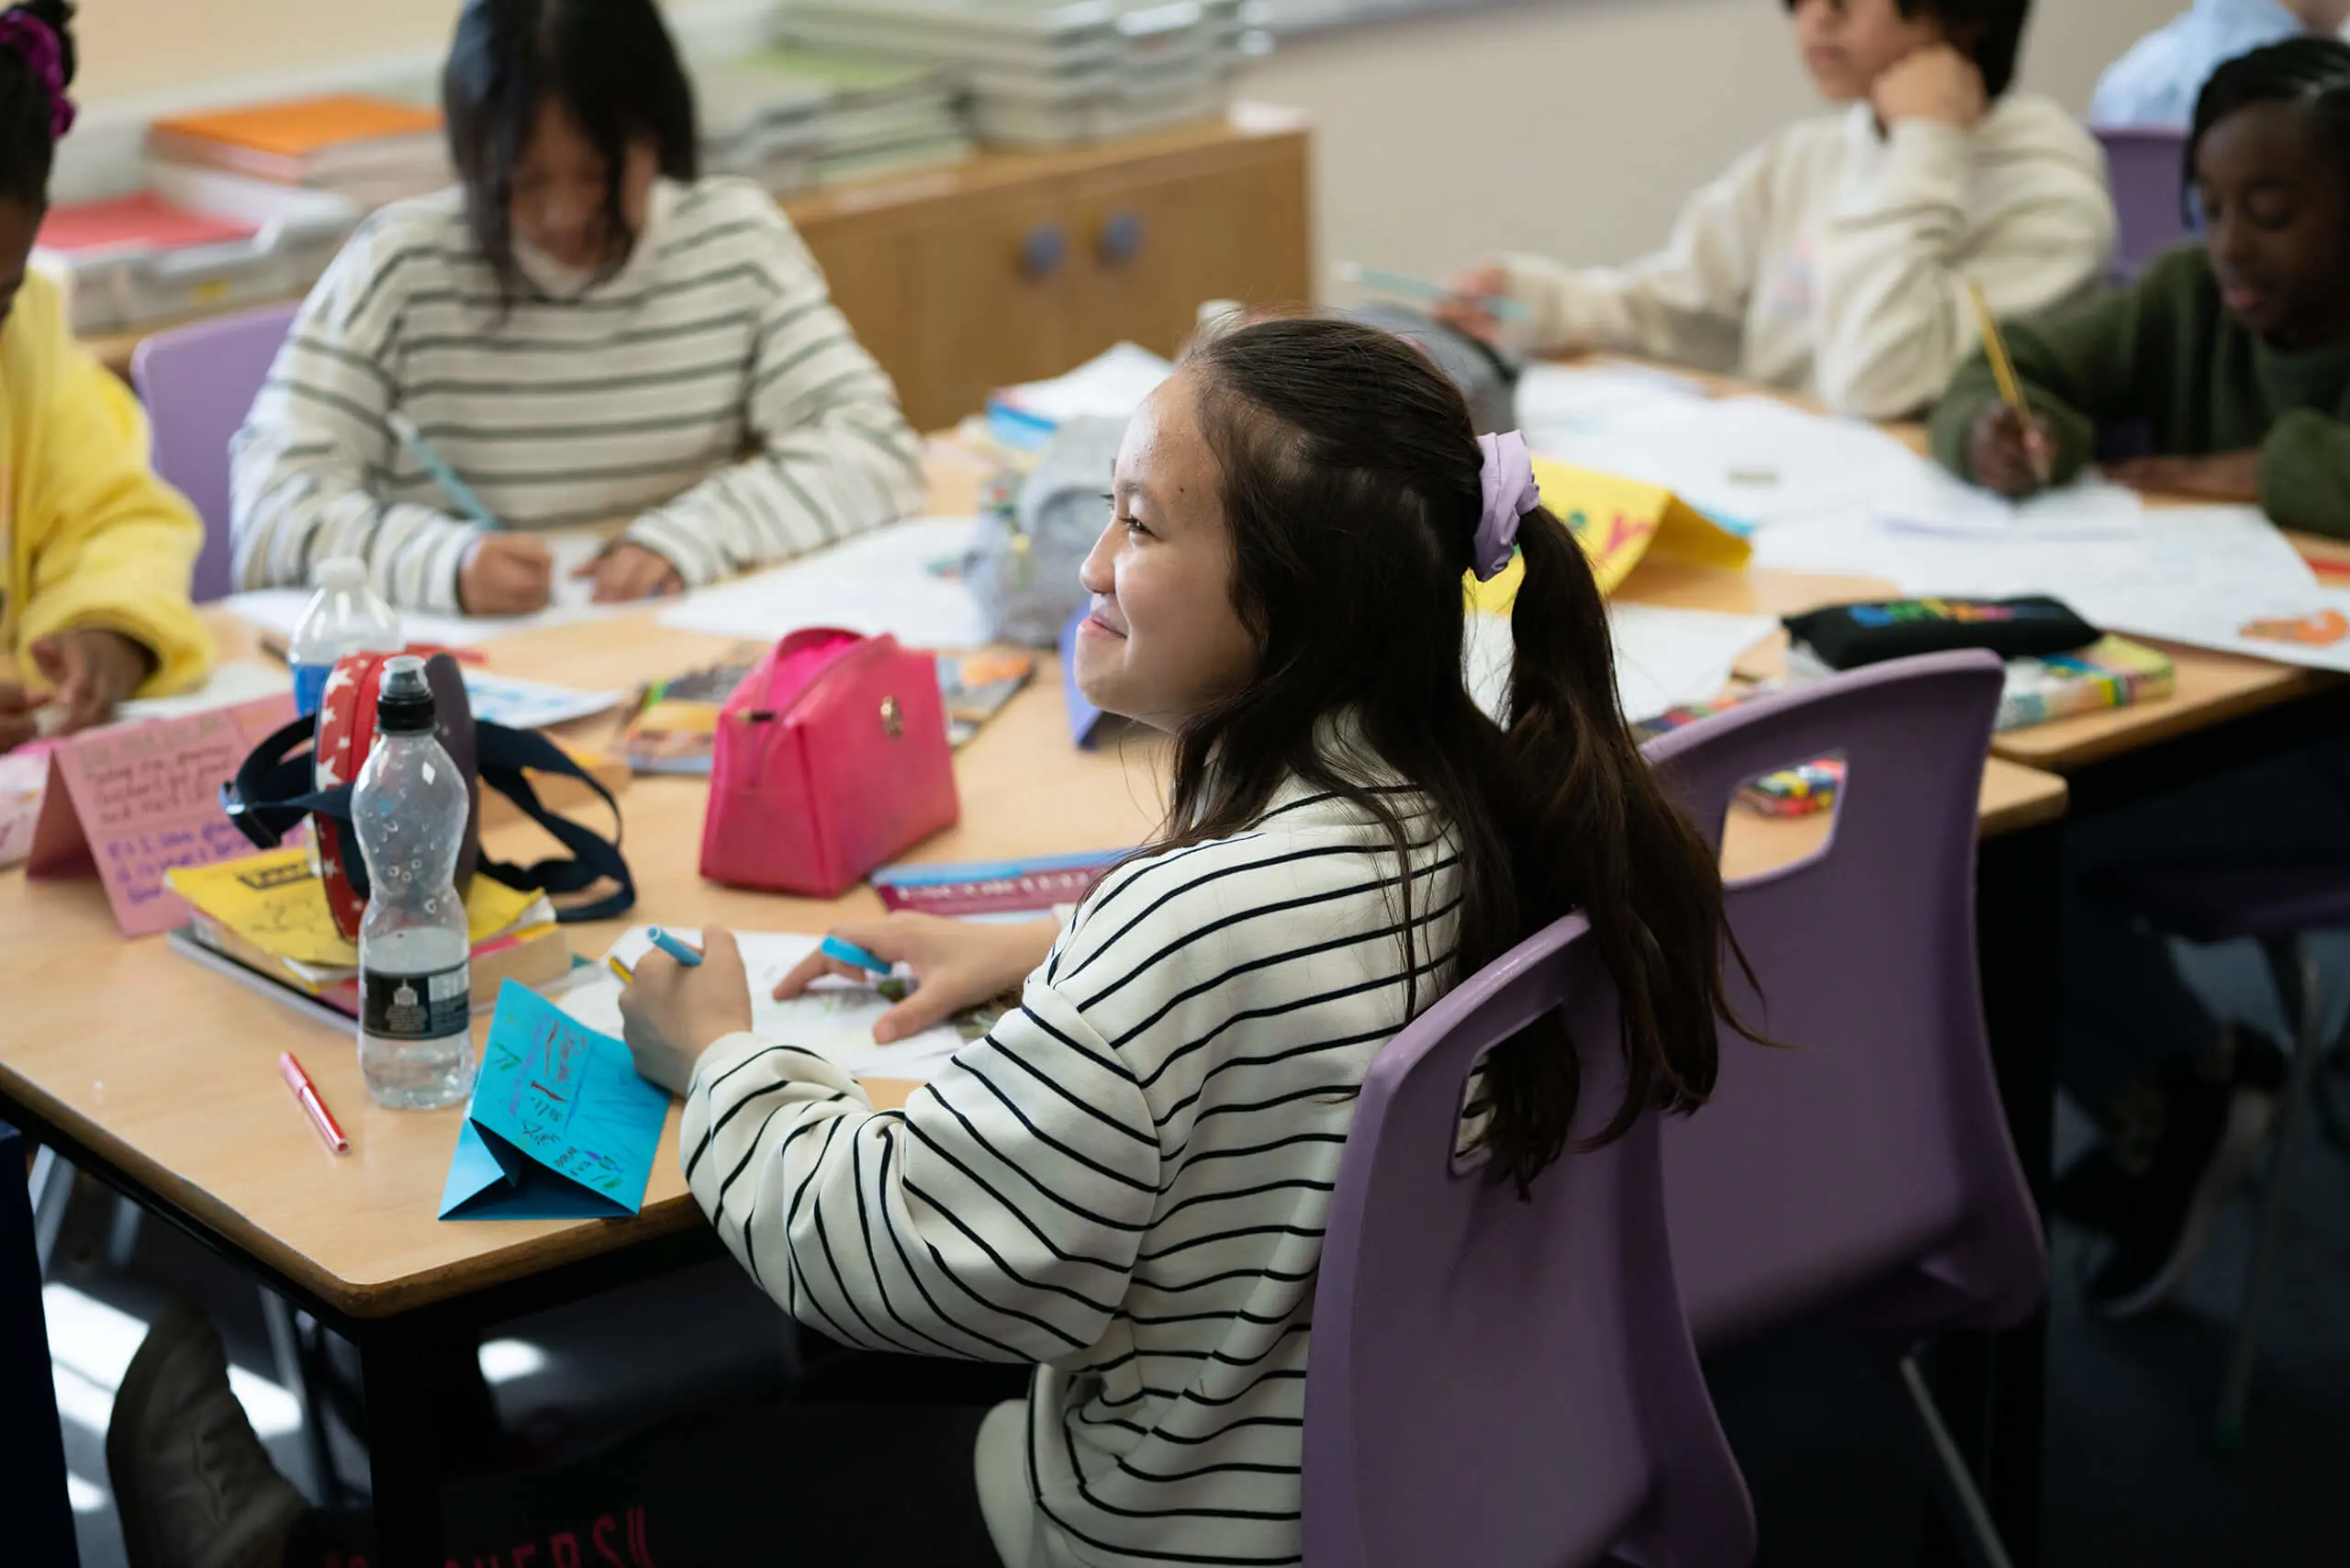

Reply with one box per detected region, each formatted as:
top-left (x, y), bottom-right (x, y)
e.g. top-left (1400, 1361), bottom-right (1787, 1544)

top-left (1098, 209), bottom-right (1145, 266)
top-left (1020, 223), bottom-right (1068, 279)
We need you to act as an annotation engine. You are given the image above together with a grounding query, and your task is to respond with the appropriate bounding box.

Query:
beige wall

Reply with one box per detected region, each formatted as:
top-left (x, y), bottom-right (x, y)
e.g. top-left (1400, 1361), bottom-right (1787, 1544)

top-left (73, 0), bottom-right (749, 102)
top-left (1247, 0), bottom-right (2191, 287)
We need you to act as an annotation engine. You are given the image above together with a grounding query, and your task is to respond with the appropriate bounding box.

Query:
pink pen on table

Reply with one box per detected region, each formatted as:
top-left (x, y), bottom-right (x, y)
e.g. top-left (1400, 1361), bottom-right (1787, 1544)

top-left (279, 1051), bottom-right (350, 1156)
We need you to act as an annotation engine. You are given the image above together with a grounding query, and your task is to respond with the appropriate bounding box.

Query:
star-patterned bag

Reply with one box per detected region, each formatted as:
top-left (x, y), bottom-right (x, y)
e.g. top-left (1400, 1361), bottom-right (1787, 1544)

top-left (222, 648), bottom-right (633, 941)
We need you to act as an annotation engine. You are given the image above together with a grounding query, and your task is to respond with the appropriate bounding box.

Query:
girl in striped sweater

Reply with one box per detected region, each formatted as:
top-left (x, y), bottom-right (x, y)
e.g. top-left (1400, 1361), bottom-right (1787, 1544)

top-left (106, 319), bottom-right (1740, 1568)
top-left (229, 0), bottom-right (923, 616)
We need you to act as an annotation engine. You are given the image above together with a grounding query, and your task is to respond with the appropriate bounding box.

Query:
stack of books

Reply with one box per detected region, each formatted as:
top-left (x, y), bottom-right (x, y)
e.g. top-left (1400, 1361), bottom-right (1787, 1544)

top-left (698, 61), bottom-right (833, 196)
top-left (723, 48), bottom-right (973, 185)
top-left (147, 95), bottom-right (453, 210)
top-left (778, 0), bottom-right (1241, 149)
top-left (165, 846), bottom-right (570, 1029)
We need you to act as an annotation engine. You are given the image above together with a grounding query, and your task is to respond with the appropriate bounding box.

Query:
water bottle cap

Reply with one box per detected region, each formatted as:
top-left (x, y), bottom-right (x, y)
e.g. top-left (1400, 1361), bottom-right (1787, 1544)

top-left (375, 654), bottom-right (437, 735)
top-left (314, 557), bottom-right (366, 588)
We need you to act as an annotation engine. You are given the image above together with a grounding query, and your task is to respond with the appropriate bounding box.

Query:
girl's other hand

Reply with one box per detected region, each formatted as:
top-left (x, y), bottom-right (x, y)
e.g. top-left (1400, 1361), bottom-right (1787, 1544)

top-left (1433, 264), bottom-right (1513, 346)
top-left (772, 913), bottom-right (1059, 1043)
top-left (579, 541), bottom-right (686, 602)
top-left (1967, 405), bottom-right (2054, 498)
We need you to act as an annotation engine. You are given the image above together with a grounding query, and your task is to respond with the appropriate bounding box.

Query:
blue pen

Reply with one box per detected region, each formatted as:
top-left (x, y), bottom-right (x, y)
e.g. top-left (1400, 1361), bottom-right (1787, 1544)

top-left (821, 935), bottom-right (894, 976)
top-left (388, 410), bottom-right (502, 531)
top-left (645, 927), bottom-right (704, 968)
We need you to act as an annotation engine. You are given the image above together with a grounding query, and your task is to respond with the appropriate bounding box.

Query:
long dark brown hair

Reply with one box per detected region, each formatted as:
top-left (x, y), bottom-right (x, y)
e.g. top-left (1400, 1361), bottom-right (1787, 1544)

top-left (1156, 316), bottom-right (1740, 1190)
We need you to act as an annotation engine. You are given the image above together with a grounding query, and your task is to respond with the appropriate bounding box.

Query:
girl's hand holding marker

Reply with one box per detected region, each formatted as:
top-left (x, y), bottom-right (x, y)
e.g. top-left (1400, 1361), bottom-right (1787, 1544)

top-left (772, 913), bottom-right (1058, 1044)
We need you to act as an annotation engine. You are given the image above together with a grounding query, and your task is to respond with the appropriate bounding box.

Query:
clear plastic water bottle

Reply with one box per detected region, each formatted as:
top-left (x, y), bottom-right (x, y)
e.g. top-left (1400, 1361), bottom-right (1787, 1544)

top-left (352, 656), bottom-right (475, 1110)
top-left (290, 557), bottom-right (402, 717)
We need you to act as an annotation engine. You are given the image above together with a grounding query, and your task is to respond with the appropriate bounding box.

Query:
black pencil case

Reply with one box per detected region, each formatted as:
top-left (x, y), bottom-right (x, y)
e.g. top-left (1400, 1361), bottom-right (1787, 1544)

top-left (1784, 595), bottom-right (2099, 672)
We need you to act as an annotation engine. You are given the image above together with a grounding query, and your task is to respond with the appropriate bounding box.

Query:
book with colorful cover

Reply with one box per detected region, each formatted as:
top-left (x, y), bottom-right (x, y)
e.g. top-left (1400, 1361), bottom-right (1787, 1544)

top-left (872, 849), bottom-right (1126, 922)
top-left (621, 647), bottom-right (1033, 772)
top-left (1996, 635), bottom-right (2174, 733)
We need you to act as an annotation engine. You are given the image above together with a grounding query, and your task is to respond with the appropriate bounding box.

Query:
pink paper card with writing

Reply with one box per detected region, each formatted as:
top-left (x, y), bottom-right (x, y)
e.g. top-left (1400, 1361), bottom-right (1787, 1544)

top-left (26, 695), bottom-right (296, 936)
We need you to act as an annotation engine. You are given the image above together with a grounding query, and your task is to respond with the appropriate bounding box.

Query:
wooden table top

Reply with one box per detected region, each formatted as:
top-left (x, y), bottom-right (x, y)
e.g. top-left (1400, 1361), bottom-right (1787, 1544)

top-left (0, 450), bottom-right (2067, 1320)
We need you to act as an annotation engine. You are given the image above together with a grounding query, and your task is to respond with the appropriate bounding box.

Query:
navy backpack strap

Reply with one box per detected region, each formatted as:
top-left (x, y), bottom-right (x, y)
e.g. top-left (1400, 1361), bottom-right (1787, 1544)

top-left (471, 722), bottom-right (635, 924)
top-left (221, 713), bottom-right (356, 846)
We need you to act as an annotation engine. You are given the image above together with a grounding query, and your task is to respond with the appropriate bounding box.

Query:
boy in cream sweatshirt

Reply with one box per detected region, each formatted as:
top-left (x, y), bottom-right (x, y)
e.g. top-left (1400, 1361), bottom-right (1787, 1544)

top-left (1442, 0), bottom-right (2115, 420)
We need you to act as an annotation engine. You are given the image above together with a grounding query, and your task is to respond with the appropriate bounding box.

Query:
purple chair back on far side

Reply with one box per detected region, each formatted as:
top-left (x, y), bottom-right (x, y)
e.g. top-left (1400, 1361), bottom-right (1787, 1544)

top-left (1642, 650), bottom-right (2044, 1356)
top-left (2096, 125), bottom-right (2193, 279)
top-left (1304, 912), bottom-right (1753, 1568)
top-left (130, 302), bottom-right (299, 604)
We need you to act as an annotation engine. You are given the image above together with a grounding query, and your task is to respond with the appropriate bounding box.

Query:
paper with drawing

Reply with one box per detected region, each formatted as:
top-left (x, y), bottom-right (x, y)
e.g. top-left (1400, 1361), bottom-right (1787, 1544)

top-left (439, 980), bottom-right (671, 1221)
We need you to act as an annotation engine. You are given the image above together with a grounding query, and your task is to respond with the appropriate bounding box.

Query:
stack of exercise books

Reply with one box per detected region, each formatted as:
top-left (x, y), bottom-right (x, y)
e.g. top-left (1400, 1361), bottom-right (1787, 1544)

top-left (164, 846), bottom-right (569, 1029)
top-left (146, 94), bottom-right (453, 210)
top-left (708, 49), bottom-right (971, 188)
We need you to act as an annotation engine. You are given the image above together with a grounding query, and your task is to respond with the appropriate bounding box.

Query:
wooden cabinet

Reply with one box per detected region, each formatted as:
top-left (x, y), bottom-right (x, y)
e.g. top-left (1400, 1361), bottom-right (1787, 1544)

top-left (785, 112), bottom-right (1314, 430)
top-left (84, 112), bottom-right (1315, 434)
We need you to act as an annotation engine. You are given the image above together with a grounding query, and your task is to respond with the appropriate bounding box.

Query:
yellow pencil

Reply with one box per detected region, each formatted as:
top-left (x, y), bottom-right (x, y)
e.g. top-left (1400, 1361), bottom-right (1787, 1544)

top-left (1964, 278), bottom-right (2048, 484)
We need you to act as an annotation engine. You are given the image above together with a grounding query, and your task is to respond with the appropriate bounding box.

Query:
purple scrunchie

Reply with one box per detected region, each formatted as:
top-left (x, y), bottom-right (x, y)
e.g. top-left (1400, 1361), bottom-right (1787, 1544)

top-left (1472, 430), bottom-right (1542, 581)
top-left (0, 10), bottom-right (72, 141)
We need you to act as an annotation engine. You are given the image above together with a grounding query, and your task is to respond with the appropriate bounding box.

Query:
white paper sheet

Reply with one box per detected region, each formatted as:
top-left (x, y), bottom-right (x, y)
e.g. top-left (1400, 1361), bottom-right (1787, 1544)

top-left (1464, 603), bottom-right (1776, 725)
top-left (997, 342), bottom-right (1173, 425)
top-left (655, 515), bottom-right (989, 648)
top-left (458, 672), bottom-right (626, 730)
top-left (1528, 392), bottom-right (1930, 530)
top-left (223, 531), bottom-right (625, 648)
top-left (1871, 470), bottom-right (2144, 540)
top-left (560, 927), bottom-right (968, 1084)
top-left (113, 660), bottom-right (291, 722)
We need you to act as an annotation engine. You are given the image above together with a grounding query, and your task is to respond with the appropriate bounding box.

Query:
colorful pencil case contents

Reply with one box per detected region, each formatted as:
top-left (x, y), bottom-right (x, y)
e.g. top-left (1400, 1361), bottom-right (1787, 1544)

top-left (1783, 595), bottom-right (2098, 670)
top-left (1737, 758), bottom-right (1844, 819)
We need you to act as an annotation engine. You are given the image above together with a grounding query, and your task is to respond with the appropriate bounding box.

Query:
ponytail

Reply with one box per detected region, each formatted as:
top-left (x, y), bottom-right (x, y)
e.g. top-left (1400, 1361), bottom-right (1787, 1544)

top-left (1167, 316), bottom-right (1745, 1193)
top-left (1490, 508), bottom-right (1732, 1170)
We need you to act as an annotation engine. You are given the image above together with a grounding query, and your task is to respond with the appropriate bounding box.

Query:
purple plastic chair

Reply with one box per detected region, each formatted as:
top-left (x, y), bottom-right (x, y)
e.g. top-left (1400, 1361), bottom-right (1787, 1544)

top-left (1642, 650), bottom-right (2043, 1568)
top-left (2095, 126), bottom-right (2193, 279)
top-left (1305, 913), bottom-right (1754, 1568)
top-left (2086, 860), bottom-right (2350, 1444)
top-left (129, 302), bottom-right (299, 603)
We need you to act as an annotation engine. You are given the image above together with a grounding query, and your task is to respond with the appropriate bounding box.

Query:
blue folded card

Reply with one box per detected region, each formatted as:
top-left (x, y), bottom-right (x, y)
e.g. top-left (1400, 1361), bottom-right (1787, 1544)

top-left (438, 980), bottom-right (670, 1222)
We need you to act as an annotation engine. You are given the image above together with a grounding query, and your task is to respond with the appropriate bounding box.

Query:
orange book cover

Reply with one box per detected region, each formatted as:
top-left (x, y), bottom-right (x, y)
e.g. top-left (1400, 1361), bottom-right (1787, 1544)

top-left (150, 94), bottom-right (441, 159)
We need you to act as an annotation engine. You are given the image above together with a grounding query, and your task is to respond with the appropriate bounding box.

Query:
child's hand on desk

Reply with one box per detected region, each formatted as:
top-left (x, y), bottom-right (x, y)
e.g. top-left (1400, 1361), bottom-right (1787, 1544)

top-left (0, 680), bottom-right (46, 752)
top-left (2104, 451), bottom-right (2263, 503)
top-left (773, 913), bottom-right (1058, 1044)
top-left (458, 534), bottom-right (554, 616)
top-left (30, 629), bottom-right (154, 734)
top-left (1967, 405), bottom-right (2055, 497)
top-left (1433, 265), bottom-right (1513, 346)
top-left (619, 925), bottom-right (754, 1097)
top-left (576, 542), bottom-right (685, 603)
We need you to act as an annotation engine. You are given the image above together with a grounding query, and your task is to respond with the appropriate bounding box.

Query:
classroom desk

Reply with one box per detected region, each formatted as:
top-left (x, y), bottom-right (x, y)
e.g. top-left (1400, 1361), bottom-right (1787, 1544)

top-left (0, 458), bottom-right (2067, 1568)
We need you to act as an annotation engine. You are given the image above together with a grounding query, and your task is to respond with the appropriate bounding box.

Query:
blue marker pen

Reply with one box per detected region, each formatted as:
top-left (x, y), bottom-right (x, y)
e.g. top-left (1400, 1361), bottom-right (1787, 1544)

top-left (645, 927), bottom-right (704, 968)
top-left (821, 935), bottom-right (894, 976)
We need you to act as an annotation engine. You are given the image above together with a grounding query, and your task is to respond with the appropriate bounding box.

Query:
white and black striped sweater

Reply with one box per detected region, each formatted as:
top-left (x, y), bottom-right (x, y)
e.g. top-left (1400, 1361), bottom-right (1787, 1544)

top-left (229, 176), bottom-right (925, 611)
top-left (681, 784), bottom-right (1462, 1567)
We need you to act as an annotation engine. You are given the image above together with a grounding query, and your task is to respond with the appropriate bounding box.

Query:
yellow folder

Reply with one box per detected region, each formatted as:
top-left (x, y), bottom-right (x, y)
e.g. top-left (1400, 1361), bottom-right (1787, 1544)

top-left (1466, 457), bottom-right (1751, 612)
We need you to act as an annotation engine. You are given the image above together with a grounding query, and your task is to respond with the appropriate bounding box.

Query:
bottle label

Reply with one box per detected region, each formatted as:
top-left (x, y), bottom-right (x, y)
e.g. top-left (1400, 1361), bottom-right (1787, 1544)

top-left (293, 662), bottom-right (333, 718)
top-left (362, 964), bottom-right (471, 1041)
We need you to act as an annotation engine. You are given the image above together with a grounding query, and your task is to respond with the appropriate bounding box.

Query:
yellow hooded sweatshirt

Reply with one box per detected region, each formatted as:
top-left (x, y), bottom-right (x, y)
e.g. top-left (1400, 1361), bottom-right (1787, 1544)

top-left (1, 270), bottom-right (210, 697)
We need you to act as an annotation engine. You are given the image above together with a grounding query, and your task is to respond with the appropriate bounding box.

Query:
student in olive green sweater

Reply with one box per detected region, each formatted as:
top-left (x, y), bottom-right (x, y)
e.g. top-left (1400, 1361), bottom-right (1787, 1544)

top-left (1932, 38), bottom-right (2350, 536)
top-left (1930, 37), bottom-right (2350, 1322)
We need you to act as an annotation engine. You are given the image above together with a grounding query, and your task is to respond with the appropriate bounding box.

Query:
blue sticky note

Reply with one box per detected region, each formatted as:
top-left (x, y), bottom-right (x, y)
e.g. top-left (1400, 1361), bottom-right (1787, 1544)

top-left (1059, 607), bottom-right (1111, 749)
top-left (438, 980), bottom-right (670, 1222)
